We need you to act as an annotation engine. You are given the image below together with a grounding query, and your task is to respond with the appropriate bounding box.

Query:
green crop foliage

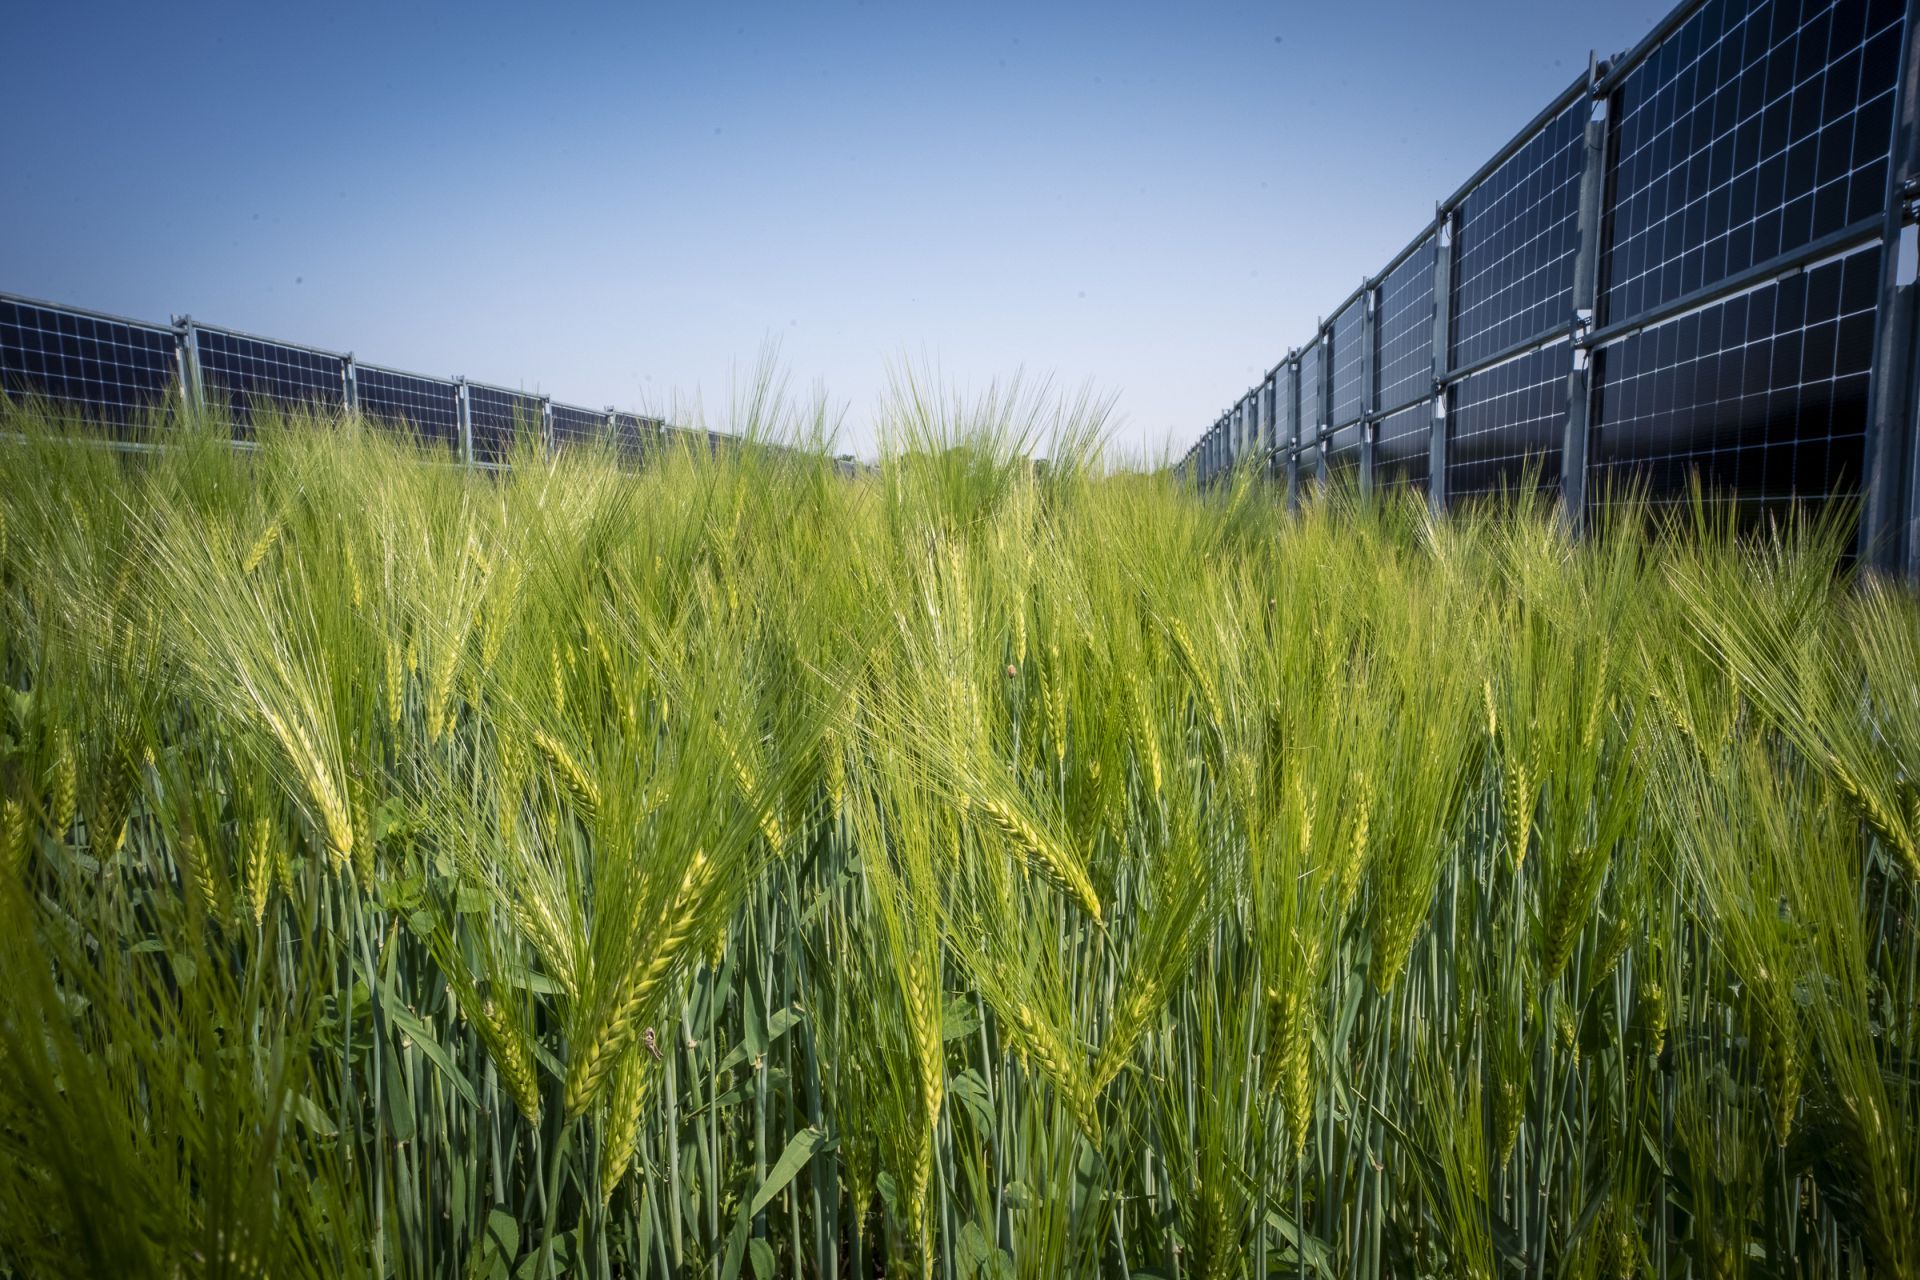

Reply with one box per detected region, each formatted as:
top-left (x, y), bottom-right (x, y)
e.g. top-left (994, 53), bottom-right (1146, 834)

top-left (0, 389), bottom-right (1916, 1279)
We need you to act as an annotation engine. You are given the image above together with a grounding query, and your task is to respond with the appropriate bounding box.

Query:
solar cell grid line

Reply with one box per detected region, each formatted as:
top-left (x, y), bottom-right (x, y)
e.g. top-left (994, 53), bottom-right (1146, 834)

top-left (1330, 296), bottom-right (1368, 426)
top-left (1448, 339), bottom-right (1571, 501)
top-left (0, 295), bottom-right (179, 428)
top-left (1449, 99), bottom-right (1587, 369)
top-left (467, 384), bottom-right (543, 465)
top-left (1600, 0), bottom-right (1905, 329)
top-left (1375, 400), bottom-right (1433, 493)
top-left (193, 327), bottom-right (346, 438)
top-left (1588, 241), bottom-right (1881, 517)
top-left (1376, 236), bottom-right (1437, 413)
top-left (549, 403), bottom-right (607, 450)
top-left (354, 365), bottom-right (461, 451)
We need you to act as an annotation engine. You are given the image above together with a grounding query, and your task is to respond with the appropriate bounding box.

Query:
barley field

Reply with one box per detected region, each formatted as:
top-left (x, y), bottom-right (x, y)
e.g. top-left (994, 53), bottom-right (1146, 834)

top-left (0, 393), bottom-right (1915, 1279)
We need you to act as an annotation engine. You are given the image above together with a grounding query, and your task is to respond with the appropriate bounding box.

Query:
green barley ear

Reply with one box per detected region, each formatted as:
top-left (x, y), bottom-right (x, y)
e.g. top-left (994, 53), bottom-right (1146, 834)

top-left (1, 797), bottom-right (26, 881)
top-left (531, 727), bottom-right (600, 820)
top-left (969, 794), bottom-right (1101, 923)
top-left (474, 993), bottom-right (542, 1125)
top-left (45, 729), bottom-right (76, 838)
top-left (598, 1048), bottom-right (654, 1205)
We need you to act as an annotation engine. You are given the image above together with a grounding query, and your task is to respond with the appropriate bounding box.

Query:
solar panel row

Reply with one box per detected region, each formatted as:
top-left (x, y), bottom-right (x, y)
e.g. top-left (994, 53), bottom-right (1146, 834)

top-left (1181, 0), bottom-right (1910, 550)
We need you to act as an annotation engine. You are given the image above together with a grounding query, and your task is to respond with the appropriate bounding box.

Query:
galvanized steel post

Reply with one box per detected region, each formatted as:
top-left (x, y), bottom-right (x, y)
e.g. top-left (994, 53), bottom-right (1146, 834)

top-left (1359, 281), bottom-right (1378, 499)
top-left (1561, 54), bottom-right (1613, 531)
top-left (455, 376), bottom-right (474, 467)
top-left (1428, 211), bottom-right (1456, 515)
top-left (342, 354), bottom-right (358, 411)
top-left (1860, 0), bottom-right (1920, 577)
top-left (171, 314), bottom-right (204, 412)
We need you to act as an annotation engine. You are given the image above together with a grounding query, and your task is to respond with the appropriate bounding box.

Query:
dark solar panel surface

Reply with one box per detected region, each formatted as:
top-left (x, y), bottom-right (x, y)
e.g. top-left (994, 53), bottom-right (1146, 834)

top-left (1327, 421), bottom-right (1365, 479)
top-left (1590, 242), bottom-right (1878, 510)
top-left (356, 366), bottom-right (460, 449)
top-left (1602, 0), bottom-right (1904, 324)
top-left (1330, 296), bottom-right (1368, 426)
top-left (468, 385), bottom-right (542, 464)
top-left (0, 298), bottom-right (177, 426)
top-left (195, 328), bottom-right (345, 436)
top-left (1375, 401), bottom-right (1432, 492)
top-left (1298, 341), bottom-right (1324, 436)
top-left (550, 403), bottom-right (606, 450)
top-left (1450, 101), bottom-right (1587, 368)
top-left (1448, 341), bottom-right (1568, 500)
top-left (1377, 238), bottom-right (1436, 411)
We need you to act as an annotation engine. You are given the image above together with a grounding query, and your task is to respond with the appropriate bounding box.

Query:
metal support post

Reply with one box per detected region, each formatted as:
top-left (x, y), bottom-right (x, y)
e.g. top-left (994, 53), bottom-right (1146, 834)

top-left (342, 354), bottom-right (358, 411)
top-left (1561, 55), bottom-right (1613, 530)
top-left (172, 315), bottom-right (204, 413)
top-left (1860, 0), bottom-right (1920, 576)
top-left (541, 395), bottom-right (555, 455)
top-left (1359, 281), bottom-right (1378, 499)
top-left (455, 377), bottom-right (474, 467)
top-left (1292, 359), bottom-right (1303, 507)
top-left (1428, 210), bottom-right (1456, 514)
top-left (1315, 330), bottom-right (1331, 489)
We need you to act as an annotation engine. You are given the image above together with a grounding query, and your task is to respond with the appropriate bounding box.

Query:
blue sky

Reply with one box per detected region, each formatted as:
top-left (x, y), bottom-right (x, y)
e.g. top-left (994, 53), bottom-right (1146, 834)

top-left (3, 2), bottom-right (1665, 460)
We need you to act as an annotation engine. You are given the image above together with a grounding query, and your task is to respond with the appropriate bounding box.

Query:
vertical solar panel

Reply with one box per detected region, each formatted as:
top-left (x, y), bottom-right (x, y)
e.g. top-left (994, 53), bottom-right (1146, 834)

top-left (1448, 341), bottom-right (1568, 500)
top-left (612, 413), bottom-right (656, 461)
top-left (1602, 0), bottom-right (1904, 325)
top-left (1329, 297), bottom-right (1368, 426)
top-left (0, 296), bottom-right (178, 427)
top-left (1298, 340), bottom-right (1324, 439)
top-left (1376, 239), bottom-right (1436, 412)
top-left (1327, 421), bottom-right (1364, 481)
top-left (1590, 243), bottom-right (1878, 513)
top-left (550, 403), bottom-right (607, 450)
top-left (1375, 401), bottom-right (1432, 492)
top-left (1451, 101), bottom-right (1587, 368)
top-left (468, 385), bottom-right (543, 465)
top-left (355, 366), bottom-right (461, 450)
top-left (1273, 365), bottom-right (1297, 449)
top-left (195, 327), bottom-right (346, 436)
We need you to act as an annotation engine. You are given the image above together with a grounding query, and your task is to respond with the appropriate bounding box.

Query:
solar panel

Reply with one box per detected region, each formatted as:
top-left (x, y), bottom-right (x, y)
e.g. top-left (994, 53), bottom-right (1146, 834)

top-left (1451, 100), bottom-right (1586, 369)
top-left (550, 403), bottom-right (607, 450)
top-left (1327, 422), bottom-right (1364, 482)
top-left (467, 384), bottom-right (543, 464)
top-left (1589, 241), bottom-right (1878, 514)
top-left (1330, 296), bottom-right (1368, 427)
top-left (1376, 238), bottom-right (1436, 412)
top-left (1375, 400), bottom-right (1432, 493)
top-left (1271, 364), bottom-right (1297, 449)
top-left (355, 366), bottom-right (460, 450)
top-left (194, 327), bottom-right (345, 437)
top-left (0, 296), bottom-right (178, 428)
top-left (1298, 340), bottom-right (1324, 439)
top-left (1448, 340), bottom-right (1568, 501)
top-left (1601, 0), bottom-right (1904, 325)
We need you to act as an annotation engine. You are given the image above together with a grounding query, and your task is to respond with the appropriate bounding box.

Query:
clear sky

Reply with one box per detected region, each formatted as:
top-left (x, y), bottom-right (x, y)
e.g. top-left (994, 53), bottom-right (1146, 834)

top-left (3, 2), bottom-right (1668, 461)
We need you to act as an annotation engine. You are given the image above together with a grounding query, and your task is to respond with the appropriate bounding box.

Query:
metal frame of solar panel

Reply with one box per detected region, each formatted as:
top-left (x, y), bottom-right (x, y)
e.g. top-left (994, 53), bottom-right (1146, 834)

top-left (0, 293), bottom-right (179, 431)
top-left (467, 383), bottom-right (544, 465)
top-left (192, 325), bottom-right (346, 438)
top-left (355, 364), bottom-right (461, 451)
